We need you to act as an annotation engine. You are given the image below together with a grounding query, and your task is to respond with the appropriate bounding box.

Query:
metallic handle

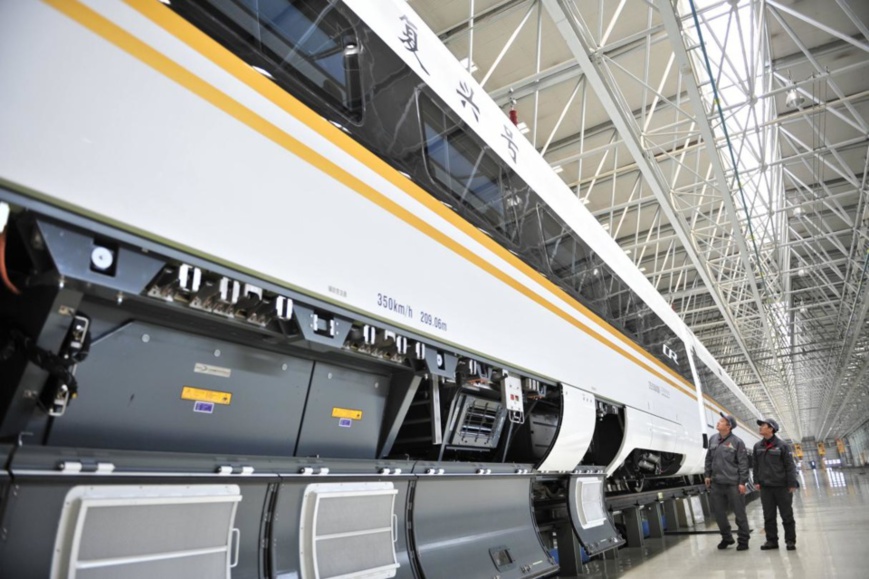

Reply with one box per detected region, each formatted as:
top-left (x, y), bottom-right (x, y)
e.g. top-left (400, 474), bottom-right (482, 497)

top-left (230, 528), bottom-right (240, 568)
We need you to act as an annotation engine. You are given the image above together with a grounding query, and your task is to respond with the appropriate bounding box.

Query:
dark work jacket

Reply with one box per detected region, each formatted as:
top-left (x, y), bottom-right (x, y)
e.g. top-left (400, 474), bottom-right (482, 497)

top-left (753, 436), bottom-right (798, 488)
top-left (704, 432), bottom-right (749, 485)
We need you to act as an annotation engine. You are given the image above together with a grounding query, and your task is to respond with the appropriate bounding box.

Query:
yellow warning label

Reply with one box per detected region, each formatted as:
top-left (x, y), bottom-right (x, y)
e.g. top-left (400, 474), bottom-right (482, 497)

top-left (332, 407), bottom-right (362, 420)
top-left (181, 386), bottom-right (232, 405)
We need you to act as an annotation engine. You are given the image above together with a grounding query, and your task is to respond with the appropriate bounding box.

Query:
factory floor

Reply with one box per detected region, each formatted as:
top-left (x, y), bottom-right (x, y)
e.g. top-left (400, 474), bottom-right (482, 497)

top-left (568, 467), bottom-right (869, 579)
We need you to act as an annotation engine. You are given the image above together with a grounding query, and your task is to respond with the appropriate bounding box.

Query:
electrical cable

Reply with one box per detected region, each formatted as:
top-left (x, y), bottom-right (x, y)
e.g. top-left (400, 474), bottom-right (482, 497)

top-left (0, 231), bottom-right (22, 295)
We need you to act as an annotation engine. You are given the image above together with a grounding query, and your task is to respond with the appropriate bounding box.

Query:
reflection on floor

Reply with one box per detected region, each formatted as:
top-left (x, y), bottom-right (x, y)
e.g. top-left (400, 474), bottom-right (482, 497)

top-left (565, 467), bottom-right (869, 578)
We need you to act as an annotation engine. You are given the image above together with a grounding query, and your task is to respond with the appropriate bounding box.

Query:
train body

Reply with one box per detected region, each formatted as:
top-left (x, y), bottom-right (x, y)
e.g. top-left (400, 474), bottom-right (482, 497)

top-left (0, 1), bottom-right (761, 577)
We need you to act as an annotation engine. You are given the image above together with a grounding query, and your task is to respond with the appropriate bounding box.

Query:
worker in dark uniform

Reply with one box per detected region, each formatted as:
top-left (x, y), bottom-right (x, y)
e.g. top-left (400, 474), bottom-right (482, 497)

top-left (704, 412), bottom-right (750, 550)
top-left (753, 418), bottom-right (798, 551)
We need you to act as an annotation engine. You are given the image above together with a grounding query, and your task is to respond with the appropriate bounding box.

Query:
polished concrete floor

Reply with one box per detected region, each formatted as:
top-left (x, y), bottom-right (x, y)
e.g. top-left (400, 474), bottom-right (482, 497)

top-left (568, 467), bottom-right (869, 578)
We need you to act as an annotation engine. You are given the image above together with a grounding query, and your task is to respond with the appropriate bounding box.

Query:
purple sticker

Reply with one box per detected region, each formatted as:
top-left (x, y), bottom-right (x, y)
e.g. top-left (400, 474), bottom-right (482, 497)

top-left (194, 401), bottom-right (215, 414)
top-left (338, 418), bottom-right (352, 428)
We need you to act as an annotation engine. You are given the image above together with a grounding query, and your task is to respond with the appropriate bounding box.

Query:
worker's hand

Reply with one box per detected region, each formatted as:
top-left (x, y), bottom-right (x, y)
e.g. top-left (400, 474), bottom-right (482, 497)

top-left (705, 477), bottom-right (711, 488)
top-left (738, 484), bottom-right (746, 495)
top-left (755, 484), bottom-right (761, 490)
top-left (788, 487), bottom-right (796, 493)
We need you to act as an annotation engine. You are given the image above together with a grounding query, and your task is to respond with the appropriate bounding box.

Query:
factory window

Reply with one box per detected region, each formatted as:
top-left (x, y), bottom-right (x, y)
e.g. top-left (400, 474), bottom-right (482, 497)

top-left (169, 0), bottom-right (362, 118)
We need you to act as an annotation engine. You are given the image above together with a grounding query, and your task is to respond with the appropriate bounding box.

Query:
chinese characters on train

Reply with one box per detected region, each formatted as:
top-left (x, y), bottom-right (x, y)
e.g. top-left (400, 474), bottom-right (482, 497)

top-left (398, 14), bottom-right (519, 166)
top-left (399, 16), bottom-right (428, 75)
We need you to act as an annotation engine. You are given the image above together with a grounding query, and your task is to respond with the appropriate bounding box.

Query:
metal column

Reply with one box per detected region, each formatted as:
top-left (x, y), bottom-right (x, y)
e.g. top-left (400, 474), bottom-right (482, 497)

top-left (622, 507), bottom-right (645, 548)
top-left (647, 502), bottom-right (665, 538)
top-left (555, 521), bottom-right (584, 576)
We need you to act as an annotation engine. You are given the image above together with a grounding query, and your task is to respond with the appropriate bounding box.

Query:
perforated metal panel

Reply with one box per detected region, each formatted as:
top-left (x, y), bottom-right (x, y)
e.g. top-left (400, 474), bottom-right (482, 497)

top-left (51, 485), bottom-right (241, 579)
top-left (576, 478), bottom-right (606, 528)
top-left (300, 482), bottom-right (399, 579)
top-left (74, 554), bottom-right (227, 579)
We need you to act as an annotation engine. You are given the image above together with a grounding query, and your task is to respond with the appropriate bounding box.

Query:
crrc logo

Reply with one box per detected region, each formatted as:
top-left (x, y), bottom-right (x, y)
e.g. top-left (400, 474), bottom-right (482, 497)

top-left (662, 344), bottom-right (678, 363)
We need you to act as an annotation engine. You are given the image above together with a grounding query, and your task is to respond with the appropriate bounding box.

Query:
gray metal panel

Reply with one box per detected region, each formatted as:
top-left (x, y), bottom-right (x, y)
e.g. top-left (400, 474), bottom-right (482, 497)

top-left (566, 470), bottom-right (625, 556)
top-left (228, 482), bottom-right (270, 579)
top-left (0, 479), bottom-right (67, 577)
top-left (292, 304), bottom-right (353, 349)
top-left (47, 322), bottom-right (313, 455)
top-left (412, 476), bottom-right (557, 579)
top-left (420, 347), bottom-right (458, 378)
top-left (0, 475), bottom-right (270, 579)
top-left (295, 363), bottom-right (390, 459)
top-left (270, 477), bottom-right (414, 579)
top-left (37, 220), bottom-right (166, 295)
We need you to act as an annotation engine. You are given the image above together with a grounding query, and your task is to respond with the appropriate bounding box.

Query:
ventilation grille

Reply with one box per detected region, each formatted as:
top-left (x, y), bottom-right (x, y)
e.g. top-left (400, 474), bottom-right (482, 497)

top-left (576, 478), bottom-right (607, 529)
top-left (300, 482), bottom-right (399, 579)
top-left (451, 395), bottom-right (505, 448)
top-left (51, 485), bottom-right (241, 579)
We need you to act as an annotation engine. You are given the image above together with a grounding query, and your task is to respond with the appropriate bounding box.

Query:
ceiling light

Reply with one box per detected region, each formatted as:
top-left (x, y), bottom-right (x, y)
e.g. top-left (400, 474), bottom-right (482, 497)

top-left (552, 165), bottom-right (564, 174)
top-left (601, 222), bottom-right (610, 230)
top-left (798, 268), bottom-right (806, 277)
top-left (792, 206), bottom-right (803, 217)
top-left (639, 266), bottom-right (646, 272)
top-left (516, 121), bottom-right (530, 134)
top-left (785, 87), bottom-right (804, 109)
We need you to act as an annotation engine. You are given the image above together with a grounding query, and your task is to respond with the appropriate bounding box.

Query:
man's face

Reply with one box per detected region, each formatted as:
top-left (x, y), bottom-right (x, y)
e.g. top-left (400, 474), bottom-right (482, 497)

top-left (717, 417), bottom-right (731, 435)
top-left (759, 423), bottom-right (774, 439)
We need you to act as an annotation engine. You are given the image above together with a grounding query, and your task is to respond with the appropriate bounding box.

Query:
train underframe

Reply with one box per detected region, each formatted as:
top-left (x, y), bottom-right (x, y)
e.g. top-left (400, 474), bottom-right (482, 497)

top-left (0, 205), bottom-right (701, 577)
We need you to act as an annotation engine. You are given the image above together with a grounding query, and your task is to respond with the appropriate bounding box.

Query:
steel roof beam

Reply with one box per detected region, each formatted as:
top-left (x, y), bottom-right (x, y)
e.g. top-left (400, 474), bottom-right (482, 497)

top-left (660, 0), bottom-right (805, 435)
top-left (544, 0), bottom-right (781, 425)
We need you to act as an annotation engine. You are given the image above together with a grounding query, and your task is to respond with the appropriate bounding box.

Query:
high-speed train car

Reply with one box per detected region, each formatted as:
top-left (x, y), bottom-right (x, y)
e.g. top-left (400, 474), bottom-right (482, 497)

top-left (0, 0), bottom-right (760, 577)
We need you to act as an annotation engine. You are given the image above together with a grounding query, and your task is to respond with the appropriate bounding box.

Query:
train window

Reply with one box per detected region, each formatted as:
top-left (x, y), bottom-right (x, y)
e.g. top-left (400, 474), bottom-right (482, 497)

top-left (168, 0), bottom-right (362, 117)
top-left (419, 95), bottom-right (507, 234)
top-left (513, 205), bottom-right (550, 274)
top-left (538, 207), bottom-right (609, 313)
top-left (501, 172), bottom-right (533, 248)
top-left (534, 206), bottom-right (692, 380)
top-left (693, 354), bottom-right (755, 427)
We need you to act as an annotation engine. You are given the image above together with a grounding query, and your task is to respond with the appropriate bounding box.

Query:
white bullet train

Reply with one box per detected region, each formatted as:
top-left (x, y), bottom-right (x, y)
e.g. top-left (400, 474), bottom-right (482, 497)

top-left (0, 1), bottom-right (762, 577)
